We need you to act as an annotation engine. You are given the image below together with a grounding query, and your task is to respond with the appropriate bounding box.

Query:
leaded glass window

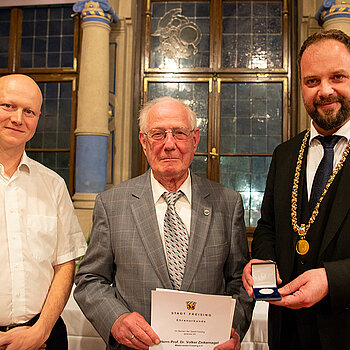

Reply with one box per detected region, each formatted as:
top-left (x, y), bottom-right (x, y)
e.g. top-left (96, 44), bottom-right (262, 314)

top-left (140, 0), bottom-right (292, 228)
top-left (150, 2), bottom-right (210, 69)
top-left (219, 81), bottom-right (283, 225)
top-left (0, 8), bottom-right (10, 69)
top-left (222, 1), bottom-right (282, 69)
top-left (220, 82), bottom-right (282, 154)
top-left (21, 6), bottom-right (75, 69)
top-left (0, 5), bottom-right (80, 194)
top-left (26, 81), bottom-right (74, 184)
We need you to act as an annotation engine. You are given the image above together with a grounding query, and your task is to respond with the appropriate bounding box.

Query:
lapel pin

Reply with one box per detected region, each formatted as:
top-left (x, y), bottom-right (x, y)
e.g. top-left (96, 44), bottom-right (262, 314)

top-left (203, 209), bottom-right (210, 216)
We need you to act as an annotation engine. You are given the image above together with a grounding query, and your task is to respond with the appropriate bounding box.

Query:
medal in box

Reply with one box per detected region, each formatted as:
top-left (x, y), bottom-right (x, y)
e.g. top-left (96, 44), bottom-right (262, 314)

top-left (251, 262), bottom-right (281, 301)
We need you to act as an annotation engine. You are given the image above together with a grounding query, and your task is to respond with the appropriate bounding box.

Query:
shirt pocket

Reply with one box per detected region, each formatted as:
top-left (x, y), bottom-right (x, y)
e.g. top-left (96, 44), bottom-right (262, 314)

top-left (26, 214), bottom-right (57, 262)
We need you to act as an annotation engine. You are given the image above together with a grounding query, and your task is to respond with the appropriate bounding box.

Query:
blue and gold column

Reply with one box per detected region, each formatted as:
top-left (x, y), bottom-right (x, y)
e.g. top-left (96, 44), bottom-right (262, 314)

top-left (316, 0), bottom-right (350, 34)
top-left (73, 0), bottom-right (118, 238)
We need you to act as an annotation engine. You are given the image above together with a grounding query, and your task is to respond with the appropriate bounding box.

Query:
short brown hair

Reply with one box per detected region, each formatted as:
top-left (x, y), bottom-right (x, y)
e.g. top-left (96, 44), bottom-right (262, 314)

top-left (298, 29), bottom-right (350, 70)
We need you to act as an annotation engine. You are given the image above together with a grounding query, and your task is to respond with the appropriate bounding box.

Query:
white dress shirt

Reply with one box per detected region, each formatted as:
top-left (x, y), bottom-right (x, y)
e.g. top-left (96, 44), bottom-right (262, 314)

top-left (307, 120), bottom-right (350, 198)
top-left (150, 171), bottom-right (191, 262)
top-left (0, 152), bottom-right (87, 326)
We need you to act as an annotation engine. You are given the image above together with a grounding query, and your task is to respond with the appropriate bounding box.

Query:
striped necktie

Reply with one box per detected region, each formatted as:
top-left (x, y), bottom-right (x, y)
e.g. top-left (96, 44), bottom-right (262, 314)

top-left (162, 191), bottom-right (189, 290)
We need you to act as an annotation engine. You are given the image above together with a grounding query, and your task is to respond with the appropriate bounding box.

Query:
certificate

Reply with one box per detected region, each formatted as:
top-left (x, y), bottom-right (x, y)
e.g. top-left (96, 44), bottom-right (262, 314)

top-left (151, 289), bottom-right (235, 350)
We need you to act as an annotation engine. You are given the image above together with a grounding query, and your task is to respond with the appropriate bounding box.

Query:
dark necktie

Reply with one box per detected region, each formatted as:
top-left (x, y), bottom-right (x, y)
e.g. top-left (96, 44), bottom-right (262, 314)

top-left (162, 191), bottom-right (188, 290)
top-left (309, 135), bottom-right (341, 210)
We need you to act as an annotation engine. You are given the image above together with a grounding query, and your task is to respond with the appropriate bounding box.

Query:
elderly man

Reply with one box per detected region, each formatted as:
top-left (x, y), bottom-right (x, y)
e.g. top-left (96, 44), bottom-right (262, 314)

top-left (74, 96), bottom-right (254, 350)
top-left (0, 74), bottom-right (86, 350)
top-left (243, 29), bottom-right (350, 350)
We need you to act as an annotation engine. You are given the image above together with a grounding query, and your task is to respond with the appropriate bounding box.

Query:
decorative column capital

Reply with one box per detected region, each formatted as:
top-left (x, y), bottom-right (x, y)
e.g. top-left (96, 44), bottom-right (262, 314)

top-left (316, 0), bottom-right (350, 27)
top-left (73, 0), bottom-right (119, 25)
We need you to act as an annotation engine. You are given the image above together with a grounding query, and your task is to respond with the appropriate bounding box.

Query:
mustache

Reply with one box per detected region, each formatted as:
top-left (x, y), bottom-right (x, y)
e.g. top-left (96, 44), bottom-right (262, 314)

top-left (313, 96), bottom-right (345, 106)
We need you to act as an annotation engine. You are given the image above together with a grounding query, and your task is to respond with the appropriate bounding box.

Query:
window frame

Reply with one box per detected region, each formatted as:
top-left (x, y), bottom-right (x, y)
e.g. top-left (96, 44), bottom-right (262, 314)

top-left (135, 0), bottom-right (298, 231)
top-left (0, 5), bottom-right (80, 195)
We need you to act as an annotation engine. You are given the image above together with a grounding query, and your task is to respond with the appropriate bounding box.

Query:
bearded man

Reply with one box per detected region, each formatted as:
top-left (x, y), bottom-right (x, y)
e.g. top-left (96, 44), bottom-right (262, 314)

top-left (243, 29), bottom-right (350, 350)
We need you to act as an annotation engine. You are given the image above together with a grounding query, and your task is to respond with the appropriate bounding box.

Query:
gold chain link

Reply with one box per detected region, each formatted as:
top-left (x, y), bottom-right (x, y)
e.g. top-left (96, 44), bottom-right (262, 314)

top-left (291, 129), bottom-right (350, 238)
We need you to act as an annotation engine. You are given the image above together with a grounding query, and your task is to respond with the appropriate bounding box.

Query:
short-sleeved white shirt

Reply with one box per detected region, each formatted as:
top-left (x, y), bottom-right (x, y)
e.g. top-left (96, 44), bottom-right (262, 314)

top-left (0, 152), bottom-right (87, 325)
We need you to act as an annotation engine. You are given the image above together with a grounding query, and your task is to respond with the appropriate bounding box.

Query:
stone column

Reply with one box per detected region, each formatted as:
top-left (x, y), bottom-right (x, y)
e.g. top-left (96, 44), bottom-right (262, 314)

top-left (72, 0), bottom-right (118, 239)
top-left (316, 0), bottom-right (350, 34)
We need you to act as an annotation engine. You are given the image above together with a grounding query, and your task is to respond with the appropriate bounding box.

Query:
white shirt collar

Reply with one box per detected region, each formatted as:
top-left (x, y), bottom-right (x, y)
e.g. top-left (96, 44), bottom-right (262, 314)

top-left (19, 152), bottom-right (31, 172)
top-left (0, 152), bottom-right (30, 180)
top-left (150, 170), bottom-right (192, 205)
top-left (309, 119), bottom-right (350, 144)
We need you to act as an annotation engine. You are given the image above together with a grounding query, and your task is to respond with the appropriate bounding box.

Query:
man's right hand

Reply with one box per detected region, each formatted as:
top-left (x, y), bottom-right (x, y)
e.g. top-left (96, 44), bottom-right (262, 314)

top-left (242, 259), bottom-right (282, 297)
top-left (111, 312), bottom-right (160, 350)
top-left (0, 326), bottom-right (46, 350)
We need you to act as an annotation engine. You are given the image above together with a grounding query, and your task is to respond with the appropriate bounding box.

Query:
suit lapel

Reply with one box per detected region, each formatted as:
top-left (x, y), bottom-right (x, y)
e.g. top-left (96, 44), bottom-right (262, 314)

top-left (319, 155), bottom-right (350, 256)
top-left (130, 171), bottom-right (173, 289)
top-left (181, 173), bottom-right (212, 290)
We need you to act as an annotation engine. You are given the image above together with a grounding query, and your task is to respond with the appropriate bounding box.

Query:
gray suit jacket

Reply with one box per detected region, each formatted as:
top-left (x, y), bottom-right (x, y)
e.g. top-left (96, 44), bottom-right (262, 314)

top-left (74, 171), bottom-right (254, 349)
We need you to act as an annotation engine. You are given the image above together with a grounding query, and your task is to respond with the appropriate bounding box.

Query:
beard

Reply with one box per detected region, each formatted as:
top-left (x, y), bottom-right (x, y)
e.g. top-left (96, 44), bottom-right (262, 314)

top-left (306, 95), bottom-right (350, 131)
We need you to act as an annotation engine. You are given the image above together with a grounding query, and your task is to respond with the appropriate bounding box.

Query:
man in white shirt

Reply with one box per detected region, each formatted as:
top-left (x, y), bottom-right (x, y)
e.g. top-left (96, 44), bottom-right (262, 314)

top-left (74, 96), bottom-right (254, 350)
top-left (243, 29), bottom-right (350, 350)
top-left (0, 74), bottom-right (86, 349)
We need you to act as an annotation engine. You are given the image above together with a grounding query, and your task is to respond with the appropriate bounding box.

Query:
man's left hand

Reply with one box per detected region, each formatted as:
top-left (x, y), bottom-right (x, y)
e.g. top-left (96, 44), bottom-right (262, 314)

top-left (0, 326), bottom-right (46, 350)
top-left (214, 328), bottom-right (240, 350)
top-left (269, 268), bottom-right (329, 309)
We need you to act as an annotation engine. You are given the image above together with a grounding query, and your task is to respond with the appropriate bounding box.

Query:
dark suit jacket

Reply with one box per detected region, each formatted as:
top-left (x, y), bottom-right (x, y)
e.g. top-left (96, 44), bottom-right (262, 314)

top-left (252, 131), bottom-right (350, 349)
top-left (74, 171), bottom-right (254, 349)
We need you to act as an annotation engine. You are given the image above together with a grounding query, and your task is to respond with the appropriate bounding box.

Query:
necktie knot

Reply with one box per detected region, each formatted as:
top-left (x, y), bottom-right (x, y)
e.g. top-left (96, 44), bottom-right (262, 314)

top-left (315, 135), bottom-right (341, 149)
top-left (309, 135), bottom-right (342, 210)
top-left (162, 191), bottom-right (184, 207)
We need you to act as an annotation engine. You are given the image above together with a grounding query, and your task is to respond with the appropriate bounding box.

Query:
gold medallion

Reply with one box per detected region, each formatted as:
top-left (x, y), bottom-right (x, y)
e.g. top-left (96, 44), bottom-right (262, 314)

top-left (291, 131), bottom-right (350, 257)
top-left (296, 239), bottom-right (309, 255)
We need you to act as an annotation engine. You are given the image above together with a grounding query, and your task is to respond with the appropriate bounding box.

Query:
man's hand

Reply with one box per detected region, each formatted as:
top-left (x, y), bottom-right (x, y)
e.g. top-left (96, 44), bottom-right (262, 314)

top-left (214, 328), bottom-right (240, 350)
top-left (0, 326), bottom-right (46, 350)
top-left (242, 259), bottom-right (282, 297)
top-left (111, 312), bottom-right (160, 350)
top-left (269, 268), bottom-right (329, 309)
top-left (1, 260), bottom-right (76, 350)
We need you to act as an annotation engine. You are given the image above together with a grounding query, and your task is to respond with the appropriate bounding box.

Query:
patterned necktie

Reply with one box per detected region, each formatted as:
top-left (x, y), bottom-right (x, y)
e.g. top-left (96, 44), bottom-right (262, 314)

top-left (309, 135), bottom-right (341, 210)
top-left (162, 191), bottom-right (189, 290)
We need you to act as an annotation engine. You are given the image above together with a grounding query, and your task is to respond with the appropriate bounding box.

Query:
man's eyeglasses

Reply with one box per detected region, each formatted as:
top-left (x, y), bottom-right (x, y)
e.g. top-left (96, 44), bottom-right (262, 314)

top-left (144, 128), bottom-right (194, 143)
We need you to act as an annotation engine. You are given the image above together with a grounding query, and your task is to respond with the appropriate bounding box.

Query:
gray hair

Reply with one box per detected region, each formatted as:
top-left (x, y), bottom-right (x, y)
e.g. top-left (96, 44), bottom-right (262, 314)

top-left (138, 96), bottom-right (197, 133)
